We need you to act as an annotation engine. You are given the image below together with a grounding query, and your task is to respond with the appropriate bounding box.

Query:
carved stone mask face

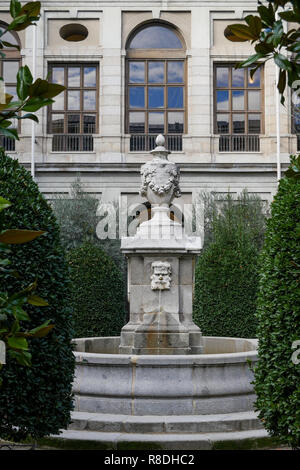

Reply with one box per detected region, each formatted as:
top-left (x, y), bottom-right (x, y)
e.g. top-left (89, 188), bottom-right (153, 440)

top-left (150, 261), bottom-right (172, 290)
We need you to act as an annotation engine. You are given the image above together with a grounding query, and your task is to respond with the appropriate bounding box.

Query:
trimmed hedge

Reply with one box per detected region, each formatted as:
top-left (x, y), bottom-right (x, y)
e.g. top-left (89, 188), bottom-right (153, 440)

top-left (67, 243), bottom-right (125, 338)
top-left (0, 150), bottom-right (75, 441)
top-left (254, 171), bottom-right (300, 449)
top-left (193, 191), bottom-right (266, 338)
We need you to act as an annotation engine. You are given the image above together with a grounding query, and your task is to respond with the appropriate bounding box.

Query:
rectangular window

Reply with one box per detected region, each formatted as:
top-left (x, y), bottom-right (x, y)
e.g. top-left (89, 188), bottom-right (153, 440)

top-left (128, 59), bottom-right (185, 152)
top-left (0, 59), bottom-right (21, 152)
top-left (214, 64), bottom-right (263, 152)
top-left (48, 63), bottom-right (98, 152)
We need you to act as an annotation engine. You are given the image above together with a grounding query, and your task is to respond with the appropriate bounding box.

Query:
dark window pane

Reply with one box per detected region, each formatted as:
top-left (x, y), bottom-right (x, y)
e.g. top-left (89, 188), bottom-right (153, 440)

top-left (129, 87), bottom-right (145, 108)
top-left (129, 25), bottom-right (182, 49)
top-left (233, 114), bottom-right (245, 133)
top-left (52, 114), bottom-right (64, 133)
top-left (248, 68), bottom-right (261, 87)
top-left (68, 114), bottom-right (80, 133)
top-left (248, 114), bottom-right (261, 133)
top-left (83, 114), bottom-right (96, 133)
top-left (149, 87), bottom-right (164, 108)
top-left (149, 112), bottom-right (164, 134)
top-left (68, 67), bottom-right (80, 87)
top-left (67, 90), bottom-right (80, 110)
top-left (216, 67), bottom-right (229, 87)
top-left (168, 112), bottom-right (184, 133)
top-left (167, 61), bottom-right (184, 83)
top-left (83, 90), bottom-right (96, 110)
top-left (84, 67), bottom-right (96, 87)
top-left (232, 90), bottom-right (244, 110)
top-left (294, 110), bottom-right (300, 133)
top-left (129, 112), bottom-right (145, 133)
top-left (129, 62), bottom-right (145, 83)
top-left (168, 87), bottom-right (183, 108)
top-left (216, 90), bottom-right (229, 110)
top-left (248, 91), bottom-right (261, 110)
top-left (52, 67), bottom-right (64, 85)
top-left (217, 114), bottom-right (229, 133)
top-left (148, 62), bottom-right (164, 83)
top-left (53, 91), bottom-right (65, 110)
top-left (232, 69), bottom-right (244, 87)
top-left (3, 61), bottom-right (19, 83)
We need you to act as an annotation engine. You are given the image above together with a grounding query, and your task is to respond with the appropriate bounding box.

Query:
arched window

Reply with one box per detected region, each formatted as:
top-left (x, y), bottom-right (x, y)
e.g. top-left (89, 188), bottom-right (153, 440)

top-left (126, 23), bottom-right (186, 152)
top-left (0, 22), bottom-right (21, 152)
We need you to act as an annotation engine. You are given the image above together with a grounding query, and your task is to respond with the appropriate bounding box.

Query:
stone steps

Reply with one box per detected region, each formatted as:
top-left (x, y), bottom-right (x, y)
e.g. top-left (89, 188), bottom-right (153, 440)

top-left (69, 410), bottom-right (264, 434)
top-left (46, 411), bottom-right (272, 450)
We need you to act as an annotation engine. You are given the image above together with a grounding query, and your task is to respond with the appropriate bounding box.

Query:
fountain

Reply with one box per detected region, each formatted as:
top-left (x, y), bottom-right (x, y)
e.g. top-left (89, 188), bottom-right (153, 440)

top-left (53, 136), bottom-right (268, 450)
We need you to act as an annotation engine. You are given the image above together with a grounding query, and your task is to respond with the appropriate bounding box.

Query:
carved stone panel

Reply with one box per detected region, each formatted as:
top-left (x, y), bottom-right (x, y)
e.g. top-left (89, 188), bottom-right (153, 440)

top-left (151, 261), bottom-right (172, 290)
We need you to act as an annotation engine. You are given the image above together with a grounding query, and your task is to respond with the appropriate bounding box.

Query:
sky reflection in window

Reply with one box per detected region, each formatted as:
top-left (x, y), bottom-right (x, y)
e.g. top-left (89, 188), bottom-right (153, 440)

top-left (129, 87), bottom-right (145, 108)
top-left (129, 25), bottom-right (182, 49)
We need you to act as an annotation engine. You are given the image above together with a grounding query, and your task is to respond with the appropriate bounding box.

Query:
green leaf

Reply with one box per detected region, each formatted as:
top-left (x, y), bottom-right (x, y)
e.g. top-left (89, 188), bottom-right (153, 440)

top-left (224, 24), bottom-right (257, 42)
top-left (7, 14), bottom-right (28, 31)
top-left (0, 229), bottom-right (45, 244)
top-left (0, 127), bottom-right (19, 140)
top-left (238, 53), bottom-right (264, 68)
top-left (27, 295), bottom-right (48, 306)
top-left (18, 113), bottom-right (39, 123)
top-left (274, 53), bottom-right (292, 71)
top-left (10, 0), bottom-right (22, 19)
top-left (244, 15), bottom-right (262, 38)
top-left (13, 306), bottom-right (30, 321)
top-left (7, 336), bottom-right (29, 350)
top-left (29, 320), bottom-right (54, 338)
top-left (279, 10), bottom-right (300, 23)
top-left (0, 197), bottom-right (11, 212)
top-left (8, 349), bottom-right (31, 366)
top-left (17, 67), bottom-right (30, 100)
top-left (19, 1), bottom-right (41, 18)
top-left (29, 79), bottom-right (65, 99)
top-left (1, 41), bottom-right (20, 50)
top-left (278, 69), bottom-right (286, 97)
top-left (22, 97), bottom-right (54, 112)
top-left (257, 4), bottom-right (275, 26)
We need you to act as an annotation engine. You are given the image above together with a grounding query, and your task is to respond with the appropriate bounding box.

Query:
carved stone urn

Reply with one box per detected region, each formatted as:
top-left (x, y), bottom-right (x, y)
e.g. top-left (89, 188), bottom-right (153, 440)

top-left (137, 135), bottom-right (182, 239)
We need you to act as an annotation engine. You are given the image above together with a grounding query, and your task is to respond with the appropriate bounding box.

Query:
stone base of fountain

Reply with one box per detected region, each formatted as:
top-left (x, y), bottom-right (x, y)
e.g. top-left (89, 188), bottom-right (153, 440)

top-left (47, 336), bottom-right (271, 450)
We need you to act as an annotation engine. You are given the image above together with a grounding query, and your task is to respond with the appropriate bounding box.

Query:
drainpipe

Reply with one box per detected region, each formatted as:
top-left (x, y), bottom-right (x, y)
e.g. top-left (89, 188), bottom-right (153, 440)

top-left (31, 24), bottom-right (36, 180)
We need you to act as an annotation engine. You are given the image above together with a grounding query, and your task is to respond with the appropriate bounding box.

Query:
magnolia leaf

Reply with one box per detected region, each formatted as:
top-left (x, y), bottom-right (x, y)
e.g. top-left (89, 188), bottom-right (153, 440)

top-left (0, 197), bottom-right (11, 212)
top-left (0, 229), bottom-right (45, 244)
top-left (7, 335), bottom-right (28, 350)
top-left (27, 295), bottom-right (49, 306)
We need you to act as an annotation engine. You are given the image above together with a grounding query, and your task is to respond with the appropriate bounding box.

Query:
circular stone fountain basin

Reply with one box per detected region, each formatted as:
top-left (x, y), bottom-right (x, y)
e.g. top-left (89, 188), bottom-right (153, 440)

top-left (73, 336), bottom-right (258, 416)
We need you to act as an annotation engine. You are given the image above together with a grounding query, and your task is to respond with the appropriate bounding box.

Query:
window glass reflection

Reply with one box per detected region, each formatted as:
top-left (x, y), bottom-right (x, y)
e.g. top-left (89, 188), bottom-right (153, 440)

top-left (248, 114), bottom-right (261, 133)
top-left (52, 67), bottom-right (64, 85)
top-left (53, 92), bottom-right (65, 110)
top-left (84, 67), bottom-right (96, 87)
top-left (3, 61), bottom-right (18, 83)
top-left (168, 112), bottom-right (184, 133)
top-left (83, 90), bottom-right (96, 110)
top-left (149, 112), bottom-right (164, 134)
top-left (68, 114), bottom-right (80, 133)
top-left (129, 87), bottom-right (145, 108)
top-left (217, 114), bottom-right (229, 133)
top-left (232, 90), bottom-right (244, 110)
top-left (149, 87), bottom-right (164, 108)
top-left (148, 62), bottom-right (164, 83)
top-left (1, 29), bottom-right (18, 47)
top-left (67, 90), bottom-right (80, 110)
top-left (129, 62), bottom-right (145, 83)
top-left (6, 86), bottom-right (17, 101)
top-left (129, 112), bottom-right (145, 133)
top-left (233, 114), bottom-right (245, 133)
top-left (51, 114), bottom-right (64, 133)
top-left (216, 67), bottom-right (229, 87)
top-left (232, 69), bottom-right (244, 87)
top-left (84, 114), bottom-right (96, 133)
top-left (167, 62), bottom-right (184, 83)
top-left (248, 91), bottom-right (260, 111)
top-left (168, 87), bottom-right (183, 108)
top-left (129, 25), bottom-right (182, 49)
top-left (68, 67), bottom-right (80, 87)
top-left (217, 90), bottom-right (229, 110)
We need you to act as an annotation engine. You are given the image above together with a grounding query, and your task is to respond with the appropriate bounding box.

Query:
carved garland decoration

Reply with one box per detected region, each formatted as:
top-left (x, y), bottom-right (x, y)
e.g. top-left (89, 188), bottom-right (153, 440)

top-left (140, 164), bottom-right (181, 198)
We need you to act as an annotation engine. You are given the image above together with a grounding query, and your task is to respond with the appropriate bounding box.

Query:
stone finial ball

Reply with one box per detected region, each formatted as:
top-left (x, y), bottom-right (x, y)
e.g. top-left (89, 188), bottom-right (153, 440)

top-left (155, 134), bottom-right (165, 147)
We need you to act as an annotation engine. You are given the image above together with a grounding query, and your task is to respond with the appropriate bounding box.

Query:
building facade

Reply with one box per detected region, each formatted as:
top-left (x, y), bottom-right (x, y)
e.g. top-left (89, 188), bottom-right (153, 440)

top-left (0, 0), bottom-right (297, 222)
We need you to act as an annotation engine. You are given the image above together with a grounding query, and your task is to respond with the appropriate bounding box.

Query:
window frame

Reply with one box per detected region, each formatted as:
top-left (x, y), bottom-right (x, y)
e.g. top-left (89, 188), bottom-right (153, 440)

top-left (213, 63), bottom-right (264, 136)
top-left (47, 62), bottom-right (99, 137)
top-left (126, 23), bottom-right (187, 148)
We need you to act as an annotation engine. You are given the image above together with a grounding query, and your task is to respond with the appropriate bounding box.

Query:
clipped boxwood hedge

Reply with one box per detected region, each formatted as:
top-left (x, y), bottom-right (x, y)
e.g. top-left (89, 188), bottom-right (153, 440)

top-left (193, 192), bottom-right (266, 338)
top-left (67, 242), bottom-right (125, 338)
top-left (0, 150), bottom-right (75, 441)
top-left (254, 169), bottom-right (300, 449)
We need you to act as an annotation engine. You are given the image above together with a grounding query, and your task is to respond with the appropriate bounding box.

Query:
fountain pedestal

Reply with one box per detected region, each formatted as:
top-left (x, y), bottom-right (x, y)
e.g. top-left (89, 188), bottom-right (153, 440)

top-left (119, 135), bottom-right (203, 355)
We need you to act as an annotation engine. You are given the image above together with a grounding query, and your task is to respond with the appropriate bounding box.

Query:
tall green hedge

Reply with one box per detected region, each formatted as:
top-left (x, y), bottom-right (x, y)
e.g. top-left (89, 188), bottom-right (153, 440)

top-left (0, 150), bottom-right (75, 441)
top-left (193, 191), bottom-right (266, 338)
top-left (254, 169), bottom-right (300, 449)
top-left (67, 243), bottom-right (125, 338)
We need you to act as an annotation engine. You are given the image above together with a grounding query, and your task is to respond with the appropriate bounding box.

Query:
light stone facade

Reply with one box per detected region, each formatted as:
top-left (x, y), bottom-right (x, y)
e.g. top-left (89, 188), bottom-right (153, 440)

top-left (1, 1), bottom-right (295, 213)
